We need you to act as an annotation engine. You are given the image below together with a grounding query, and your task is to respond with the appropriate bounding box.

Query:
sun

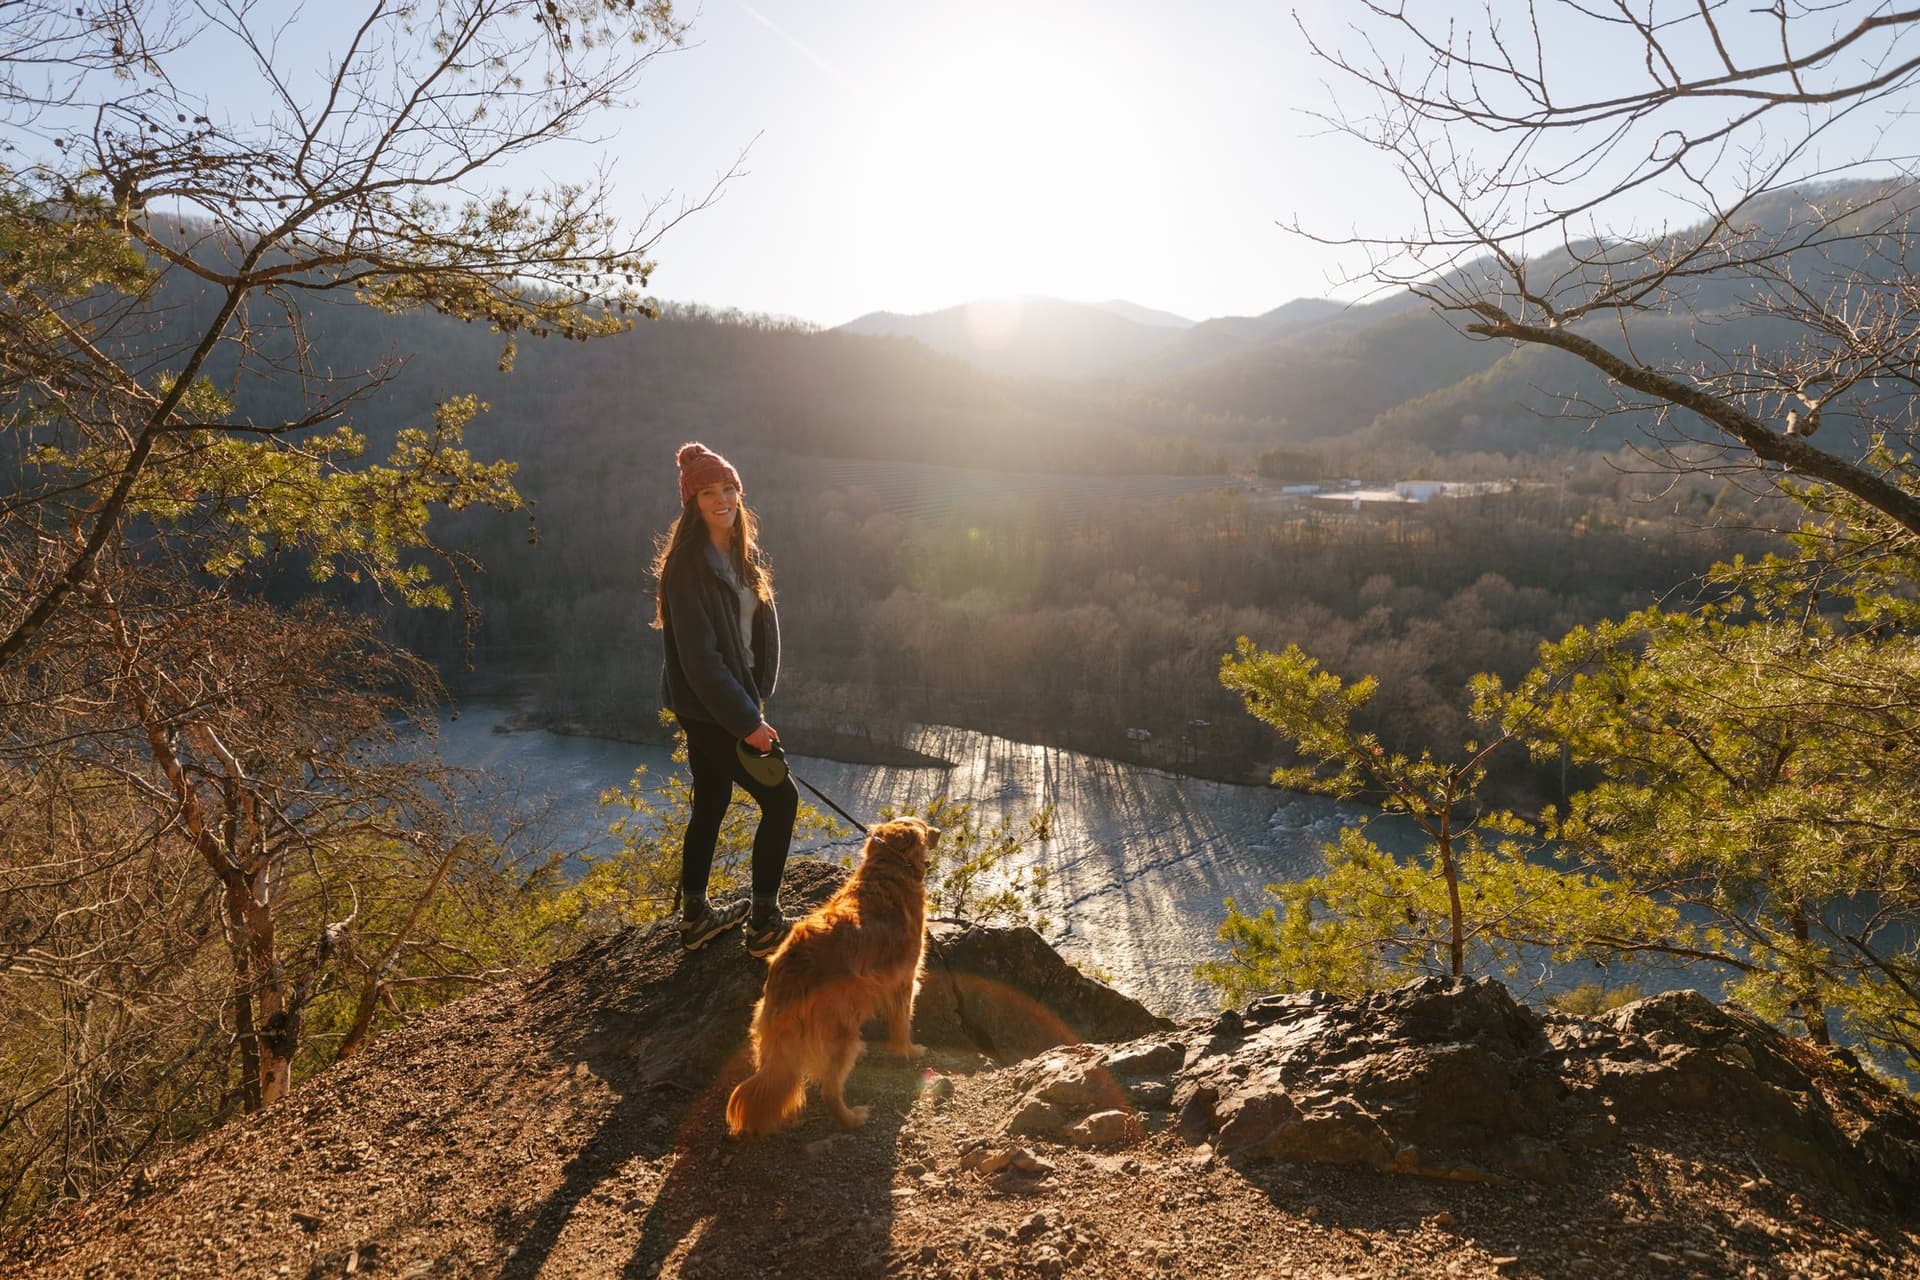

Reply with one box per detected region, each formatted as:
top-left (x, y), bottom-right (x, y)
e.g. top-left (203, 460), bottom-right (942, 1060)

top-left (831, 15), bottom-right (1176, 311)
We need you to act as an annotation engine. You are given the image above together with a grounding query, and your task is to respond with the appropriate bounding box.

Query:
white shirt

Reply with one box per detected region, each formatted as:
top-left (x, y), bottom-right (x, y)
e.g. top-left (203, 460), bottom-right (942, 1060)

top-left (715, 556), bottom-right (757, 650)
top-left (738, 582), bottom-right (757, 647)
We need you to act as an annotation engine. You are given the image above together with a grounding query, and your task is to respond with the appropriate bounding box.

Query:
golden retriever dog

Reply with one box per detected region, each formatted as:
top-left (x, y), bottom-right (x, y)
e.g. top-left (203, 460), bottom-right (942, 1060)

top-left (725, 817), bottom-right (941, 1136)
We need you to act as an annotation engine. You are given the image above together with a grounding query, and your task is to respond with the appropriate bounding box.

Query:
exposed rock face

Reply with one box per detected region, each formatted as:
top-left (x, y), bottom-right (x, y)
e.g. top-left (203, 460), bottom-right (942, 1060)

top-left (1571, 989), bottom-right (1920, 1201)
top-left (1174, 981), bottom-right (1564, 1182)
top-left (999, 976), bottom-right (1920, 1208)
top-left (528, 858), bottom-right (1166, 1088)
top-left (525, 859), bottom-right (840, 1089)
top-left (913, 920), bottom-right (1174, 1062)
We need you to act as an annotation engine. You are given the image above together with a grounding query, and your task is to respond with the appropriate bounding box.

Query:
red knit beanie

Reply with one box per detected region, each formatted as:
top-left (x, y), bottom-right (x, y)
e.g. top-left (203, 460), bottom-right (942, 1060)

top-left (676, 441), bottom-right (743, 507)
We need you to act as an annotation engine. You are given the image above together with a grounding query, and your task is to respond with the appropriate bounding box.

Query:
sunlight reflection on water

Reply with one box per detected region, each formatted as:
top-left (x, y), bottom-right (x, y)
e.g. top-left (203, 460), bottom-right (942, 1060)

top-left (426, 703), bottom-right (1854, 1066)
top-left (429, 701), bottom-right (1389, 1017)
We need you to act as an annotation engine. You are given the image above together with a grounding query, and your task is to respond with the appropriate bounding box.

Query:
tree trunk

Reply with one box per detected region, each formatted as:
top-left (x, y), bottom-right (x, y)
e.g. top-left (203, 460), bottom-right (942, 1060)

top-left (220, 866), bottom-right (293, 1107)
top-left (1437, 830), bottom-right (1465, 978)
top-left (98, 581), bottom-right (293, 1108)
top-left (1789, 903), bottom-right (1832, 1046)
top-left (240, 868), bottom-right (292, 1105)
top-left (222, 881), bottom-right (263, 1113)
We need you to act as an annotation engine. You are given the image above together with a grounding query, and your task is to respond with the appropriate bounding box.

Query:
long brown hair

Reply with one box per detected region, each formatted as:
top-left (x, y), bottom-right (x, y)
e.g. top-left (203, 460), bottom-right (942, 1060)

top-left (651, 497), bottom-right (774, 629)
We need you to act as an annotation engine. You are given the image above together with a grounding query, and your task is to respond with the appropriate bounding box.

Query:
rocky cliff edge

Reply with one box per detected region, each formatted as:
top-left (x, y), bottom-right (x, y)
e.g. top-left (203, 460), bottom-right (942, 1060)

top-left (10, 859), bottom-right (1919, 1279)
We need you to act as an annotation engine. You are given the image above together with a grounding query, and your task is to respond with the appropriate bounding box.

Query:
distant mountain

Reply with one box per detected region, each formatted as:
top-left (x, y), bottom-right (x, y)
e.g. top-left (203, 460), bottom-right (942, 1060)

top-left (1152, 179), bottom-right (1907, 451)
top-left (832, 295), bottom-right (1370, 381)
top-left (1090, 299), bottom-right (1194, 329)
top-left (1128, 296), bottom-right (1357, 379)
top-left (836, 296), bottom-right (1190, 380)
top-left (134, 180), bottom-right (1900, 482)
top-left (1151, 293), bottom-right (1501, 440)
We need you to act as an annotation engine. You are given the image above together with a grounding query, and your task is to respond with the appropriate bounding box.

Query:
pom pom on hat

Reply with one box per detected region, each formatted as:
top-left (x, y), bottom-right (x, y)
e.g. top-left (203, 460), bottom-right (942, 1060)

top-left (676, 441), bottom-right (743, 507)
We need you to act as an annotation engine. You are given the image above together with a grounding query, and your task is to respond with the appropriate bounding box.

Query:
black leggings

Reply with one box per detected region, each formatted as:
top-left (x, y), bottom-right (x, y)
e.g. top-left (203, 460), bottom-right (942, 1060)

top-left (676, 714), bottom-right (798, 908)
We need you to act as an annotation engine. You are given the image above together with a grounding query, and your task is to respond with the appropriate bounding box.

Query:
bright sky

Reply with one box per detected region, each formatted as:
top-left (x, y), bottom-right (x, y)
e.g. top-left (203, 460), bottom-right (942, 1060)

top-left (25, 1), bottom-right (1912, 329)
top-left (601, 0), bottom-right (1366, 326)
top-left (547, 0), bottom-right (1916, 326)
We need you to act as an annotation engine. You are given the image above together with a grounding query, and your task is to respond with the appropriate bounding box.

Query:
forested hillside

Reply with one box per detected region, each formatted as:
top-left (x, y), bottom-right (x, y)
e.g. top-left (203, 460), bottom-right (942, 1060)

top-left (110, 198), bottom-right (1843, 795)
top-left (159, 277), bottom-right (1255, 479)
top-left (201, 285), bottom-right (1767, 790)
top-left (447, 453), bottom-right (1761, 793)
top-left (76, 207), bottom-right (1786, 793)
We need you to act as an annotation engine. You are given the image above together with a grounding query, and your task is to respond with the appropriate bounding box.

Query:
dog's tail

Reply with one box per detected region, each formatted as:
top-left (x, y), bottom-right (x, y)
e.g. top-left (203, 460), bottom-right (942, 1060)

top-left (725, 1061), bottom-right (807, 1137)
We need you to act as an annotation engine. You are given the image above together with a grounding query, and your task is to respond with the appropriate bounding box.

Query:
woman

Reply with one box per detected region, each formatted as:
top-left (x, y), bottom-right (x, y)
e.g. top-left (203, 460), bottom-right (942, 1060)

top-left (653, 441), bottom-right (797, 957)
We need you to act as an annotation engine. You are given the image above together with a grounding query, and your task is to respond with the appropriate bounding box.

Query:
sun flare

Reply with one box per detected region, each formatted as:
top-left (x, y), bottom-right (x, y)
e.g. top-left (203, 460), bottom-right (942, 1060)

top-left (837, 16), bottom-right (1178, 309)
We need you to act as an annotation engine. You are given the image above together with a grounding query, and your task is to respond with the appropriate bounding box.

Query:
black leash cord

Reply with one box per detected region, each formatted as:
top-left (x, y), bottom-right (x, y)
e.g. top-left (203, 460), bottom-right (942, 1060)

top-left (748, 741), bottom-right (872, 836)
top-left (790, 769), bottom-right (871, 836)
top-left (751, 743), bottom-right (918, 860)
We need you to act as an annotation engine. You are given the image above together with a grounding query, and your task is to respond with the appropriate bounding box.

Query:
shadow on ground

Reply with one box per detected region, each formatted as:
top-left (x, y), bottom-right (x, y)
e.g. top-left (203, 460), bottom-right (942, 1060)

top-left (497, 862), bottom-right (930, 1278)
top-left (493, 1046), bottom-right (923, 1280)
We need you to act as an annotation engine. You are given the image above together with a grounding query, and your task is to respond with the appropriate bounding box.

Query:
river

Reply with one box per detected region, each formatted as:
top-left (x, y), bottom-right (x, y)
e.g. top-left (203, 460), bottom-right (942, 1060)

top-left (428, 701), bottom-right (1416, 1018)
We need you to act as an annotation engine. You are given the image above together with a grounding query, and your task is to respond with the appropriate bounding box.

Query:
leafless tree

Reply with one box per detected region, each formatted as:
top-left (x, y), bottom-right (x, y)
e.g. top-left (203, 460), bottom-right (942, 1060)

top-left (2, 0), bottom-right (715, 1225)
top-left (1298, 2), bottom-right (1920, 539)
top-left (0, 553), bottom-right (535, 1222)
top-left (1, 0), bottom-right (731, 668)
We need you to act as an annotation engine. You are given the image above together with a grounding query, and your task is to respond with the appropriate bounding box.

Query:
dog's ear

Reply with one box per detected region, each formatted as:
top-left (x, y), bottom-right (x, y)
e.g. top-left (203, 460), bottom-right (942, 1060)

top-left (907, 819), bottom-right (939, 872)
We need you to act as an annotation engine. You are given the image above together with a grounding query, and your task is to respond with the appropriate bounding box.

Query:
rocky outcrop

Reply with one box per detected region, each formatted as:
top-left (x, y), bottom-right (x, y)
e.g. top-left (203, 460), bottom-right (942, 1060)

top-left (998, 976), bottom-right (1920, 1208)
top-left (914, 921), bottom-right (1173, 1062)
top-left (527, 858), bottom-right (1166, 1088)
top-left (1570, 990), bottom-right (1920, 1201)
top-left (17, 882), bottom-right (1920, 1280)
top-left (525, 859), bottom-right (841, 1089)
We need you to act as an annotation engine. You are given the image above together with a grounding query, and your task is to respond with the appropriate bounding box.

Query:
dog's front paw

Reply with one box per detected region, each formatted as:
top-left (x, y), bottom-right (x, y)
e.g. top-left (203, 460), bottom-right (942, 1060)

top-left (837, 1104), bottom-right (870, 1129)
top-left (895, 1042), bottom-right (929, 1061)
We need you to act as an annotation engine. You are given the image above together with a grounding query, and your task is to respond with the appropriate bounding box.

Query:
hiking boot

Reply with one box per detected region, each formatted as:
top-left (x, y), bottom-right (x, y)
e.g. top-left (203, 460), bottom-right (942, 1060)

top-left (679, 898), bottom-right (749, 951)
top-left (743, 910), bottom-right (790, 959)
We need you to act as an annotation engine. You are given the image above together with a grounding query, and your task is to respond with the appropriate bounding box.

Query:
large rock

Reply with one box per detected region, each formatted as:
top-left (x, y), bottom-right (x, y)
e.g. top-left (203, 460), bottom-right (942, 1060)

top-left (1173, 979), bottom-right (1563, 1181)
top-left (913, 921), bottom-right (1173, 1062)
top-left (999, 1037), bottom-right (1185, 1141)
top-left (526, 859), bottom-right (1168, 1089)
top-left (1558, 990), bottom-right (1920, 1200)
top-left (996, 976), bottom-right (1920, 1206)
top-left (526, 859), bottom-right (846, 1089)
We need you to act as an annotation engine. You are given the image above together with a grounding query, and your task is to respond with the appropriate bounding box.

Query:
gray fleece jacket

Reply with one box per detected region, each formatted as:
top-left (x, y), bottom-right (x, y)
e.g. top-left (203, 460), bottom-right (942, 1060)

top-left (659, 541), bottom-right (781, 739)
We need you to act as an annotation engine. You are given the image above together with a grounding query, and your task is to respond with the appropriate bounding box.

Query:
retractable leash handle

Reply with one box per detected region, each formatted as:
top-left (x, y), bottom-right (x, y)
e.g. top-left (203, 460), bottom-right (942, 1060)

top-left (735, 738), bottom-right (791, 788)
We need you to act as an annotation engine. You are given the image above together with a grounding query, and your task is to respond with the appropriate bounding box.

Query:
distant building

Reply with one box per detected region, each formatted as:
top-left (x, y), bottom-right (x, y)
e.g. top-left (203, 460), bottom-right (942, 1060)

top-left (1309, 487), bottom-right (1408, 510)
top-left (1304, 479), bottom-right (1515, 511)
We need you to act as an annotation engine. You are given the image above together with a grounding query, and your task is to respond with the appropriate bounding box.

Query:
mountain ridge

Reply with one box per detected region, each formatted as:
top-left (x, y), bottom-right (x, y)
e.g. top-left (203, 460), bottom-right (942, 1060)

top-left (835, 295), bottom-right (1202, 381)
top-left (129, 178), bottom-right (1905, 476)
